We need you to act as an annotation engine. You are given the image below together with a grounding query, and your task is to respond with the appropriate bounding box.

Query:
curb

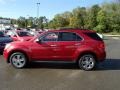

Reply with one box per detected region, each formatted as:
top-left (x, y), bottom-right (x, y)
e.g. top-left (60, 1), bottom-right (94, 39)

top-left (103, 35), bottom-right (120, 37)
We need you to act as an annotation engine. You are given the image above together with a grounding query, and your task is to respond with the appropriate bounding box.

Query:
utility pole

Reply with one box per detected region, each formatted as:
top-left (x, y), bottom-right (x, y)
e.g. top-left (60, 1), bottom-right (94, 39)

top-left (37, 3), bottom-right (40, 19)
top-left (36, 2), bottom-right (40, 30)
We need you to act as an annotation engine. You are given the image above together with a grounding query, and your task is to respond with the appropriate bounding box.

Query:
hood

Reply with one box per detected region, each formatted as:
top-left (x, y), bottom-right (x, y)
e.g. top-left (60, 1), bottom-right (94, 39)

top-left (0, 36), bottom-right (13, 43)
top-left (9, 40), bottom-right (32, 47)
top-left (19, 36), bottom-right (33, 41)
top-left (4, 41), bottom-right (32, 50)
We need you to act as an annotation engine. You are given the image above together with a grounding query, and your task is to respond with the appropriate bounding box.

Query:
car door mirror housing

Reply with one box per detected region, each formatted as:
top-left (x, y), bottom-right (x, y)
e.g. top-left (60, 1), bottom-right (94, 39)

top-left (14, 35), bottom-right (17, 37)
top-left (36, 39), bottom-right (42, 43)
top-left (8, 35), bottom-right (11, 37)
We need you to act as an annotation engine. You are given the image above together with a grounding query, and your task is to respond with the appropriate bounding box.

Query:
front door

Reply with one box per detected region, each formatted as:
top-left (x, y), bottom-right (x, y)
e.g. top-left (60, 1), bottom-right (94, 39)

top-left (31, 32), bottom-right (59, 60)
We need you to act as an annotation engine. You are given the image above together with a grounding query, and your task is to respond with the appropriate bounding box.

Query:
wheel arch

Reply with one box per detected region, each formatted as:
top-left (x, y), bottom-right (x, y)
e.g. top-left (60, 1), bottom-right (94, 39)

top-left (76, 51), bottom-right (97, 63)
top-left (7, 50), bottom-right (30, 63)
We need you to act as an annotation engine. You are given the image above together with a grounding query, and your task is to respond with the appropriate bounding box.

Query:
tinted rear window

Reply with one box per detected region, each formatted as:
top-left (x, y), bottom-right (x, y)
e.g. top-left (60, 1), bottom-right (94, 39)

top-left (17, 32), bottom-right (32, 37)
top-left (0, 31), bottom-right (4, 37)
top-left (84, 32), bottom-right (102, 41)
top-left (59, 32), bottom-right (82, 41)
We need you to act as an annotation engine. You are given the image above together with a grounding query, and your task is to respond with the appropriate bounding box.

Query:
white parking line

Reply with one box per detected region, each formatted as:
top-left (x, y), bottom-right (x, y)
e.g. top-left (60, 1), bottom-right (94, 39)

top-left (112, 37), bottom-right (120, 40)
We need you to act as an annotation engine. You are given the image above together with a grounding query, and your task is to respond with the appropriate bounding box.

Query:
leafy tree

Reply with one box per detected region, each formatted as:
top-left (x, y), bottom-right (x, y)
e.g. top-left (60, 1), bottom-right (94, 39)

top-left (62, 11), bottom-right (72, 27)
top-left (17, 17), bottom-right (26, 28)
top-left (27, 17), bottom-right (34, 28)
top-left (2, 2), bottom-right (119, 34)
top-left (94, 10), bottom-right (107, 33)
top-left (102, 3), bottom-right (120, 32)
top-left (87, 5), bottom-right (101, 29)
top-left (48, 14), bottom-right (69, 29)
top-left (35, 16), bottom-right (48, 29)
top-left (48, 20), bottom-right (57, 29)
top-left (11, 19), bottom-right (17, 25)
top-left (70, 7), bottom-right (86, 29)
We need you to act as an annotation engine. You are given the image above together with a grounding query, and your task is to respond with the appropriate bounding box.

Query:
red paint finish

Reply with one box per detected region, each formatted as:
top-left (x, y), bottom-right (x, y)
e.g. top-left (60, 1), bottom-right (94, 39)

top-left (7, 30), bottom-right (33, 41)
top-left (3, 29), bottom-right (106, 63)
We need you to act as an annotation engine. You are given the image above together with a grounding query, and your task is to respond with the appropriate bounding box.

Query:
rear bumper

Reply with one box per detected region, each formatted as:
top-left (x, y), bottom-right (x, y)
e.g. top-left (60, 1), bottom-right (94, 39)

top-left (97, 50), bottom-right (106, 62)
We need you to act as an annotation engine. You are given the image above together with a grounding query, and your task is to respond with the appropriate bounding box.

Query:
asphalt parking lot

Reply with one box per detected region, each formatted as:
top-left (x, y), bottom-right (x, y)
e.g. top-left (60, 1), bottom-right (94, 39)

top-left (0, 36), bottom-right (120, 90)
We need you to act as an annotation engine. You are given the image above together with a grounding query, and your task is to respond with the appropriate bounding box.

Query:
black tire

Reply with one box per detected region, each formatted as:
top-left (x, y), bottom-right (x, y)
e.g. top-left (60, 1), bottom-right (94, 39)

top-left (9, 52), bottom-right (27, 69)
top-left (78, 54), bottom-right (96, 71)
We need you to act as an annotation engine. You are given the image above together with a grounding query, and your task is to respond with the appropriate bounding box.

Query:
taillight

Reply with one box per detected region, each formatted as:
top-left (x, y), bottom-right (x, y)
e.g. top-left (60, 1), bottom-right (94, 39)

top-left (99, 43), bottom-right (105, 49)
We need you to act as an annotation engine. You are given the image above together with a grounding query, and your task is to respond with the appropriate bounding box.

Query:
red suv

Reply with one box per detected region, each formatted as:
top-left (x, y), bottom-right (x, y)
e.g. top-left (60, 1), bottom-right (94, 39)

top-left (3, 29), bottom-right (106, 71)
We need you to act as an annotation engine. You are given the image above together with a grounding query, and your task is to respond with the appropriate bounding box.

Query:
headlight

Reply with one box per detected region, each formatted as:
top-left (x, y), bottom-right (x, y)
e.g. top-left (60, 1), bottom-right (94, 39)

top-left (5, 44), bottom-right (11, 50)
top-left (20, 38), bottom-right (24, 41)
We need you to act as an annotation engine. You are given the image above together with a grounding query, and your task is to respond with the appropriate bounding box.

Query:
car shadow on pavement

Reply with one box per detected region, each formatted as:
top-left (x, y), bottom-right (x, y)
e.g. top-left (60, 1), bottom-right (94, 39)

top-left (25, 59), bottom-right (120, 70)
top-left (96, 59), bottom-right (120, 71)
top-left (26, 62), bottom-right (78, 70)
top-left (0, 53), bottom-right (3, 55)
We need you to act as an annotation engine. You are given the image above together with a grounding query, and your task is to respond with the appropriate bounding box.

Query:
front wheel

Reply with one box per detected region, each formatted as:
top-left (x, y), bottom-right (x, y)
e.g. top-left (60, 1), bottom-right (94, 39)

top-left (78, 54), bottom-right (96, 71)
top-left (10, 52), bottom-right (27, 69)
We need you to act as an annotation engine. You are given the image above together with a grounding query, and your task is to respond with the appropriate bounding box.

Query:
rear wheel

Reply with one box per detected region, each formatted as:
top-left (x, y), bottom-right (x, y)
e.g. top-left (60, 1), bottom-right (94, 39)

top-left (10, 52), bottom-right (27, 69)
top-left (78, 54), bottom-right (96, 71)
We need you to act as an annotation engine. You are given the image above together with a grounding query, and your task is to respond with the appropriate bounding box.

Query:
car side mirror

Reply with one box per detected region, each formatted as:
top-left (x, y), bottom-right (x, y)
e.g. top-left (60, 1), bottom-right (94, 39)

top-left (35, 39), bottom-right (42, 43)
top-left (14, 35), bottom-right (17, 37)
top-left (7, 35), bottom-right (11, 37)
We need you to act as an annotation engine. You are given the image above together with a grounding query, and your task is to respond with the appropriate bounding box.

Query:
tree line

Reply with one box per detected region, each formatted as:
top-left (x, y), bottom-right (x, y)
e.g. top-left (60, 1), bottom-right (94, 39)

top-left (10, 1), bottom-right (120, 33)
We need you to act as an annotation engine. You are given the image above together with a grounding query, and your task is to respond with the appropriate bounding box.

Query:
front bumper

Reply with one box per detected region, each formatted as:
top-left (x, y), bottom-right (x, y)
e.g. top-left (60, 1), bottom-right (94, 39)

top-left (0, 46), bottom-right (5, 53)
top-left (3, 49), bottom-right (9, 63)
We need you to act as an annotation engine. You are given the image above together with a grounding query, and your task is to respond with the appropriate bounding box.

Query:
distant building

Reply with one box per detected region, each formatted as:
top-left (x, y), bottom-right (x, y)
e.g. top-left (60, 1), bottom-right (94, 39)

top-left (0, 19), bottom-right (11, 24)
top-left (0, 18), bottom-right (11, 30)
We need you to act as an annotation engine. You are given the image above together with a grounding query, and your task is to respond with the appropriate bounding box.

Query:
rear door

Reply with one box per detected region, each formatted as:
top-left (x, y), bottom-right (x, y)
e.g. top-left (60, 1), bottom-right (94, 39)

top-left (54, 32), bottom-right (82, 61)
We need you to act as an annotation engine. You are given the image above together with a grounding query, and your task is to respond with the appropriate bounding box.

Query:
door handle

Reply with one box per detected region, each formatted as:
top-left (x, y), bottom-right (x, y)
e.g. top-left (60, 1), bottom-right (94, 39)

top-left (50, 45), bottom-right (57, 47)
top-left (75, 43), bottom-right (81, 46)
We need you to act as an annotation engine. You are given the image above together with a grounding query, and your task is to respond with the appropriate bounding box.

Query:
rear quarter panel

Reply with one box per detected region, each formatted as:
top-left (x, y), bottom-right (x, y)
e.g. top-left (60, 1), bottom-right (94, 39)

top-left (73, 44), bottom-right (97, 61)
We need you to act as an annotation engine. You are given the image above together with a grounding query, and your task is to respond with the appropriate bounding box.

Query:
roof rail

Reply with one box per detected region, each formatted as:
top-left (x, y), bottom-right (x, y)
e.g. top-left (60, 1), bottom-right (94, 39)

top-left (58, 27), bottom-right (89, 30)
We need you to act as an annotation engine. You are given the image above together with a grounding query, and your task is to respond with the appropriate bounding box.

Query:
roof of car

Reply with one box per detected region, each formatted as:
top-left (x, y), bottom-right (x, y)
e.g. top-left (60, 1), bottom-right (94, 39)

top-left (49, 29), bottom-right (96, 33)
top-left (16, 30), bottom-right (28, 32)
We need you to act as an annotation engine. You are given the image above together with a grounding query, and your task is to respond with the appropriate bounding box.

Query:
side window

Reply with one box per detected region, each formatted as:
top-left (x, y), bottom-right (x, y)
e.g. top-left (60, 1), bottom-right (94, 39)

top-left (0, 31), bottom-right (4, 37)
top-left (84, 32), bottom-right (102, 41)
top-left (76, 34), bottom-right (82, 41)
top-left (42, 32), bottom-right (58, 41)
top-left (7, 31), bottom-right (14, 36)
top-left (11, 32), bottom-right (16, 37)
top-left (58, 32), bottom-right (82, 41)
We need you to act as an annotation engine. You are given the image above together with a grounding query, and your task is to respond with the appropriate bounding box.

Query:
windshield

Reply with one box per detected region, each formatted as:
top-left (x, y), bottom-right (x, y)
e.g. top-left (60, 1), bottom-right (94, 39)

top-left (17, 31), bottom-right (33, 37)
top-left (0, 31), bottom-right (4, 37)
